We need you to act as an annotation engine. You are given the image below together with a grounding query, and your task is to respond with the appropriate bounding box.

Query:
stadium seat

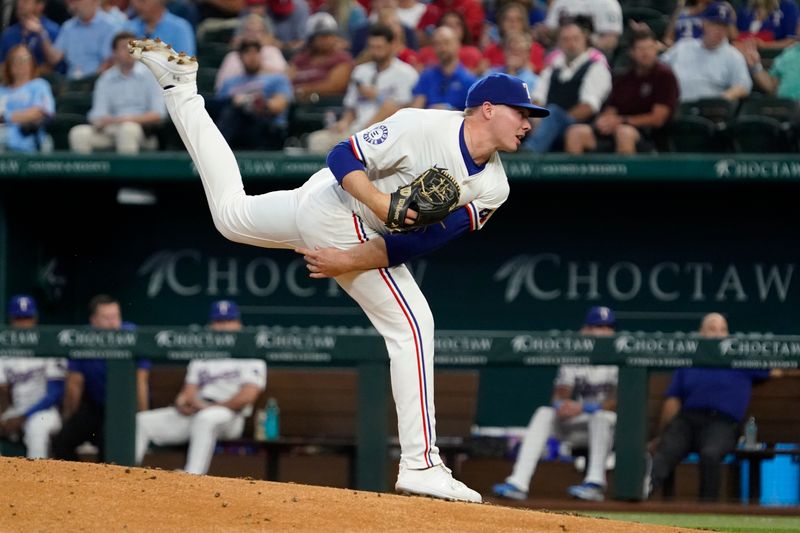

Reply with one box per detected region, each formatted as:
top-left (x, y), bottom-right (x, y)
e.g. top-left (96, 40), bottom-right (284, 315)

top-left (196, 67), bottom-right (219, 94)
top-left (288, 96), bottom-right (345, 142)
top-left (665, 115), bottom-right (722, 152)
top-left (729, 115), bottom-right (794, 153)
top-left (56, 91), bottom-right (93, 116)
top-left (46, 112), bottom-right (85, 150)
top-left (622, 6), bottom-right (670, 39)
top-left (679, 98), bottom-right (738, 125)
top-left (200, 26), bottom-right (235, 45)
top-left (620, 0), bottom-right (677, 15)
top-left (41, 71), bottom-right (64, 98)
top-left (64, 74), bottom-right (98, 94)
top-left (196, 42), bottom-right (229, 70)
top-left (738, 96), bottom-right (799, 123)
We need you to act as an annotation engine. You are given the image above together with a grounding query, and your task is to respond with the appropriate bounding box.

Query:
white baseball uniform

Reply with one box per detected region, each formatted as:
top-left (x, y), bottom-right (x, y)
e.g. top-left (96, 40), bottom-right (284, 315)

top-left (136, 359), bottom-right (267, 474)
top-left (506, 365), bottom-right (618, 492)
top-left (161, 83), bottom-right (509, 470)
top-left (0, 358), bottom-right (66, 458)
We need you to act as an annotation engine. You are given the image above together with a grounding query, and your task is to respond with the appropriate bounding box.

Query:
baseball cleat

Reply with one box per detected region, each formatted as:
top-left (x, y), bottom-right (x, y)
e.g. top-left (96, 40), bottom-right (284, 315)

top-left (395, 464), bottom-right (482, 503)
top-left (567, 482), bottom-right (606, 501)
top-left (128, 38), bottom-right (198, 89)
top-left (491, 482), bottom-right (528, 501)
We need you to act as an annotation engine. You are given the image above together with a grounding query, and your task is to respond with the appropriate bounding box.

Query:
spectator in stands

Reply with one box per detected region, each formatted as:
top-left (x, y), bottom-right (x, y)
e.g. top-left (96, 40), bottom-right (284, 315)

top-left (647, 313), bottom-right (774, 502)
top-left (306, 24), bottom-right (418, 154)
top-left (544, 0), bottom-right (623, 57)
top-left (417, 11), bottom-right (483, 73)
top-left (0, 295), bottom-right (65, 459)
top-left (487, 32), bottom-right (538, 92)
top-left (565, 28), bottom-right (679, 155)
top-left (410, 26), bottom-right (476, 110)
top-left (350, 0), bottom-right (419, 61)
top-left (735, 0), bottom-right (798, 50)
top-left (664, 0), bottom-right (712, 47)
top-left (0, 0), bottom-right (60, 70)
top-left (523, 17), bottom-right (611, 153)
top-left (481, 2), bottom-right (545, 75)
top-left (493, 306), bottom-right (618, 502)
top-left (214, 14), bottom-right (287, 91)
top-left (101, 0), bottom-right (128, 26)
top-left (396, 0), bottom-right (426, 30)
top-left (661, 1), bottom-right (752, 103)
top-left (39, 0), bottom-right (120, 80)
top-left (417, 0), bottom-right (485, 46)
top-left (288, 12), bottom-right (353, 103)
top-left (52, 294), bottom-right (151, 462)
top-left (125, 0), bottom-right (196, 56)
top-left (0, 44), bottom-right (55, 153)
top-left (214, 39), bottom-right (293, 149)
top-left (742, 40), bottom-right (800, 99)
top-left (135, 300), bottom-right (267, 475)
top-left (252, 0), bottom-right (310, 56)
top-left (68, 31), bottom-right (165, 154)
top-left (316, 0), bottom-right (366, 40)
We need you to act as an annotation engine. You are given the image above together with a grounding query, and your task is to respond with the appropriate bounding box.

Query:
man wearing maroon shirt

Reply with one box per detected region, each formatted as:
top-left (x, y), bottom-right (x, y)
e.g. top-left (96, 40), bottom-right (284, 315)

top-left (564, 28), bottom-right (679, 154)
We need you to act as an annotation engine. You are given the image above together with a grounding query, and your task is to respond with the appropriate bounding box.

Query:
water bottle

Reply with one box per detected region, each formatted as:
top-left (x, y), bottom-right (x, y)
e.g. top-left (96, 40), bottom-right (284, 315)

top-left (265, 397), bottom-right (280, 441)
top-left (744, 416), bottom-right (758, 450)
top-left (253, 408), bottom-right (267, 441)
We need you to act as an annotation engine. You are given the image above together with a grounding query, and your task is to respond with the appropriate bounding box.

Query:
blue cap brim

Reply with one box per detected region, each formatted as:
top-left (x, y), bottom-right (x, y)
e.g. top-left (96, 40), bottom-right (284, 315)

top-left (515, 103), bottom-right (550, 118)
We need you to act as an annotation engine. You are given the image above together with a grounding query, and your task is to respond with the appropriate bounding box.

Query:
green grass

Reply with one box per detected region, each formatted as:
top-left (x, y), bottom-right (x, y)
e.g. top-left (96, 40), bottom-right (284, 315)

top-left (581, 512), bottom-right (800, 532)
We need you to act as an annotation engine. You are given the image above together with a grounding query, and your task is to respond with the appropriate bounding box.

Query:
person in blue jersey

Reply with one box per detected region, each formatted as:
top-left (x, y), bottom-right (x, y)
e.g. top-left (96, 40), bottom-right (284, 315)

top-left (52, 294), bottom-right (151, 461)
top-left (648, 313), bottom-right (778, 502)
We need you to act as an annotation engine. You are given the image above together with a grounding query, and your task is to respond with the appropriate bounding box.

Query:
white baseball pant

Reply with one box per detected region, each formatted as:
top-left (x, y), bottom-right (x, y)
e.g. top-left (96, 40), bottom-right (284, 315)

top-left (23, 407), bottom-right (62, 459)
top-left (160, 85), bottom-right (441, 470)
top-left (506, 406), bottom-right (616, 492)
top-left (136, 406), bottom-right (245, 474)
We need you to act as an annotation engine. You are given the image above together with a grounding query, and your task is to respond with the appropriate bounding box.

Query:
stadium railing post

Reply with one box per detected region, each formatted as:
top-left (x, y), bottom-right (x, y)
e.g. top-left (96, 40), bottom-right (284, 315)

top-left (105, 358), bottom-right (137, 465)
top-left (613, 366), bottom-right (648, 500)
top-left (356, 360), bottom-right (389, 491)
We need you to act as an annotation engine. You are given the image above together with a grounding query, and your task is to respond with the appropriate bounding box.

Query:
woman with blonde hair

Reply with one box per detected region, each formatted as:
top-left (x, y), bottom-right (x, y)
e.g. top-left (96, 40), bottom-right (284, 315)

top-left (0, 45), bottom-right (54, 152)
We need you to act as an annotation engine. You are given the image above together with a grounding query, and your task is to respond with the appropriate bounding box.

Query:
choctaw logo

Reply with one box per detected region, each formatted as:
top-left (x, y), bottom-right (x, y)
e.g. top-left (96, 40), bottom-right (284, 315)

top-left (363, 124), bottom-right (389, 145)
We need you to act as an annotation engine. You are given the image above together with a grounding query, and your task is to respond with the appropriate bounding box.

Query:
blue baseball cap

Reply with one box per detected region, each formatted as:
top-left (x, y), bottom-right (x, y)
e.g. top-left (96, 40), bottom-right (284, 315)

top-left (8, 295), bottom-right (38, 318)
top-left (465, 73), bottom-right (550, 117)
top-left (210, 300), bottom-right (240, 321)
top-left (702, 1), bottom-right (735, 25)
top-left (584, 306), bottom-right (616, 327)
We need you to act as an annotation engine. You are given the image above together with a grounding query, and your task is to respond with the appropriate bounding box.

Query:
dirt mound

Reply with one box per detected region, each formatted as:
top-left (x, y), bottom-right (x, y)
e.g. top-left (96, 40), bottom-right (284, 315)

top-left (0, 457), bottom-right (701, 532)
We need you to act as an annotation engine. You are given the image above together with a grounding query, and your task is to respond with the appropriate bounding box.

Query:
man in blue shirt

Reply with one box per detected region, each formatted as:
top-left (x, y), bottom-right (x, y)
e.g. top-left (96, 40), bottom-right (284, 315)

top-left (39, 0), bottom-right (120, 80)
top-left (213, 39), bottom-right (292, 149)
top-left (51, 295), bottom-right (151, 462)
top-left (0, 0), bottom-right (60, 67)
top-left (648, 313), bottom-right (771, 501)
top-left (69, 31), bottom-right (166, 154)
top-left (125, 0), bottom-right (196, 57)
top-left (410, 26), bottom-right (476, 111)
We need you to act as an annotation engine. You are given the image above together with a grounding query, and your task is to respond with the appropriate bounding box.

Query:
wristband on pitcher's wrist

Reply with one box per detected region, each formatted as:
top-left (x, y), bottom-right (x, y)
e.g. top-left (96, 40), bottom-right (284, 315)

top-left (582, 402), bottom-right (600, 414)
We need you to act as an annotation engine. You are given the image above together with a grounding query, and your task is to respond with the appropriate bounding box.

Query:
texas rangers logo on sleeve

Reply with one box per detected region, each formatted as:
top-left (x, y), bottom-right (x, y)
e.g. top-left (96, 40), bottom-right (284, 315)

top-left (363, 124), bottom-right (389, 145)
top-left (478, 208), bottom-right (495, 225)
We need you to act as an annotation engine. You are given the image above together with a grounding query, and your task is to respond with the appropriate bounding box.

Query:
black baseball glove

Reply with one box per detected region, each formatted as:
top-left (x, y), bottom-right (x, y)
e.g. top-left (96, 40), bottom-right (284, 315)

top-left (386, 167), bottom-right (461, 231)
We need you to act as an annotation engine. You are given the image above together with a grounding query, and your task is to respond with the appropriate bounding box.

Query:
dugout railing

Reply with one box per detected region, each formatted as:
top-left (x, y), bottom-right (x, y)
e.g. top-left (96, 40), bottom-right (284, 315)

top-left (0, 325), bottom-right (797, 500)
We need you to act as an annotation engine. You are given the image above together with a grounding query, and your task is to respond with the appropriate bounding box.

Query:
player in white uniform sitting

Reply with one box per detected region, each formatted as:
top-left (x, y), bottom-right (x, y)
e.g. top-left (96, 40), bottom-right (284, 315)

top-left (0, 295), bottom-right (66, 459)
top-left (135, 300), bottom-right (267, 474)
top-left (493, 306), bottom-right (619, 502)
top-left (128, 37), bottom-right (549, 502)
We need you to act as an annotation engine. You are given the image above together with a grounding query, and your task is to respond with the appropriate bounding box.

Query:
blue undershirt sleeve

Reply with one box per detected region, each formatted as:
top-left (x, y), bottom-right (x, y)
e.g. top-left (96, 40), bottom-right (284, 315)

top-left (327, 140), bottom-right (366, 185)
top-left (24, 379), bottom-right (64, 418)
top-left (383, 207), bottom-right (472, 266)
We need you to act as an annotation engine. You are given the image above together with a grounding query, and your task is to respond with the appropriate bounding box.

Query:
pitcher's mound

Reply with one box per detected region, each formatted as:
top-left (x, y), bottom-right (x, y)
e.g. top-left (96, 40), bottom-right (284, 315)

top-left (0, 457), bottom-right (699, 532)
